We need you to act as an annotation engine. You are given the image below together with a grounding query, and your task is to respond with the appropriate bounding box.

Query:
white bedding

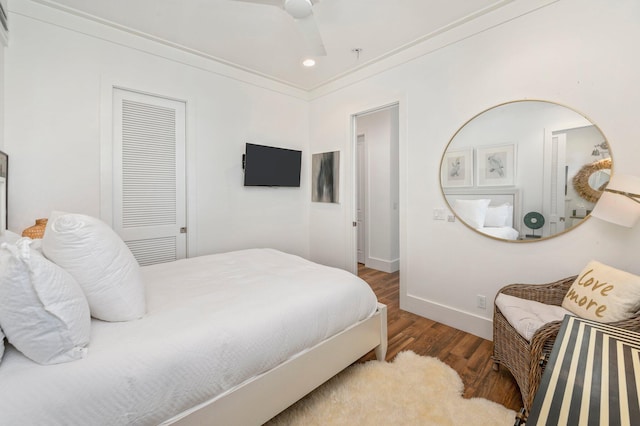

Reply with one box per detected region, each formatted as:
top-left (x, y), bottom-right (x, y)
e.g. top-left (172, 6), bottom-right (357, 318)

top-left (477, 226), bottom-right (520, 240)
top-left (0, 248), bottom-right (378, 425)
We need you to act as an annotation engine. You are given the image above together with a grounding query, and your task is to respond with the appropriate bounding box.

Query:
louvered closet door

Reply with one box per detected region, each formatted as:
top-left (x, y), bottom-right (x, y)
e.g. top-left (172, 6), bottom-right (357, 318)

top-left (113, 89), bottom-right (186, 266)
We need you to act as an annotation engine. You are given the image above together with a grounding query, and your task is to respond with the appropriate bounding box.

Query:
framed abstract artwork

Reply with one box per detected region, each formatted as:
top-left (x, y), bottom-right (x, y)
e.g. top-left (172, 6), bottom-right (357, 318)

top-left (312, 151), bottom-right (340, 203)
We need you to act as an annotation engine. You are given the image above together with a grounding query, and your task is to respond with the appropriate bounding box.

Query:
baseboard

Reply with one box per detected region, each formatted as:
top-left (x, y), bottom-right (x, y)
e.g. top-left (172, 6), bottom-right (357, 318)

top-left (365, 256), bottom-right (399, 273)
top-left (401, 293), bottom-right (493, 340)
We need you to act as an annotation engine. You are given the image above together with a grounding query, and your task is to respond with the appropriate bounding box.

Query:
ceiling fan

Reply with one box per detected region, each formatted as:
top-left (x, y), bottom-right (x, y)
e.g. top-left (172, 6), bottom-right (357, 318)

top-left (234, 0), bottom-right (326, 56)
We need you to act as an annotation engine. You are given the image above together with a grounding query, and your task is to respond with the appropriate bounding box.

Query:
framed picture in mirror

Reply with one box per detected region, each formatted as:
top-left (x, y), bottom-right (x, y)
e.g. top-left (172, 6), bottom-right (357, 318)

top-left (476, 144), bottom-right (515, 187)
top-left (441, 148), bottom-right (473, 188)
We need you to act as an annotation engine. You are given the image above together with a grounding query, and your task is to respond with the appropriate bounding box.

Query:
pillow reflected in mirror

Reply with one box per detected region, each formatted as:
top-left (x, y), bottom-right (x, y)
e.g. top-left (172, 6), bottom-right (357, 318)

top-left (453, 199), bottom-right (491, 229)
top-left (484, 204), bottom-right (513, 227)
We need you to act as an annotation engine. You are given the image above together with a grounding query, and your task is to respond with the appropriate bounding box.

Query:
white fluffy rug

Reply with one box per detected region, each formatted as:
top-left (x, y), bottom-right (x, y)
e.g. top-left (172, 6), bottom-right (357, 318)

top-left (266, 351), bottom-right (516, 426)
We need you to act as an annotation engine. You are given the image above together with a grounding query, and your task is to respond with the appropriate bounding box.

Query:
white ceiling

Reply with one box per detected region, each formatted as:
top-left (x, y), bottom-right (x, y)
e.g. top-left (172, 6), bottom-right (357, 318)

top-left (41, 0), bottom-right (513, 91)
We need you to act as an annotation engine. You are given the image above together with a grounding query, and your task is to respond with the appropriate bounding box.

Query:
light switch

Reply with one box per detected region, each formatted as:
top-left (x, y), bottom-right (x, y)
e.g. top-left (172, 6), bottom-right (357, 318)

top-left (433, 208), bottom-right (446, 220)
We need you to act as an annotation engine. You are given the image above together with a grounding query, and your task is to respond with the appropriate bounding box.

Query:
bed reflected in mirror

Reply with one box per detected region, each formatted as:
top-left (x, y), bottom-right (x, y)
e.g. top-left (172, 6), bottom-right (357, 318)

top-left (440, 100), bottom-right (612, 242)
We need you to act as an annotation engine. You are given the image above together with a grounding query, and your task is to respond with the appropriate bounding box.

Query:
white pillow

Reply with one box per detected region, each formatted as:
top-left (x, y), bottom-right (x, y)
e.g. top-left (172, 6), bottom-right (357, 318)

top-left (484, 203), bottom-right (512, 227)
top-left (42, 213), bottom-right (146, 322)
top-left (454, 199), bottom-right (491, 229)
top-left (505, 204), bottom-right (514, 226)
top-left (0, 238), bottom-right (91, 364)
top-left (0, 230), bottom-right (21, 245)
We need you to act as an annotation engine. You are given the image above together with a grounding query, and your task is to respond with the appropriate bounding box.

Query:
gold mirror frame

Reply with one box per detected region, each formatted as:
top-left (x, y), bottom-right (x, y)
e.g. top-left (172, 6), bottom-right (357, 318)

top-left (572, 158), bottom-right (612, 203)
top-left (440, 100), bottom-right (612, 242)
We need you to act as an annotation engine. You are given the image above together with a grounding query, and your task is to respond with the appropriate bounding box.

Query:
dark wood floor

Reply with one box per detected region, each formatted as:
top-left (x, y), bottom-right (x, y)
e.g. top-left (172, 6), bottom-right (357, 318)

top-left (356, 264), bottom-right (523, 412)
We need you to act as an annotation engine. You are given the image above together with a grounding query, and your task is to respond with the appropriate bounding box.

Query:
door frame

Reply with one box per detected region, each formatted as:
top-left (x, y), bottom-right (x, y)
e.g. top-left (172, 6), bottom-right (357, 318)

top-left (99, 76), bottom-right (198, 258)
top-left (542, 129), bottom-right (567, 237)
top-left (347, 95), bottom-right (406, 293)
top-left (356, 133), bottom-right (367, 264)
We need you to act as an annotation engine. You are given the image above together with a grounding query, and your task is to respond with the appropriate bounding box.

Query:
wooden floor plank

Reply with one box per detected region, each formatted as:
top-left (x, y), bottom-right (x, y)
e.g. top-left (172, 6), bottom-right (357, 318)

top-left (356, 264), bottom-right (523, 412)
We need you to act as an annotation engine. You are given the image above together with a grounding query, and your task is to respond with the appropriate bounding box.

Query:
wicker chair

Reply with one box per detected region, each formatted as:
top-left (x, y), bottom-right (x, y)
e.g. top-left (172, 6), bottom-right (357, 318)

top-left (492, 275), bottom-right (640, 412)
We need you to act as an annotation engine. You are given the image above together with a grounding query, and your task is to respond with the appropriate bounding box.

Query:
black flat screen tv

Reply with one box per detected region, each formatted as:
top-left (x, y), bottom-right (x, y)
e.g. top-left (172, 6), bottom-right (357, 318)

top-left (243, 143), bottom-right (302, 187)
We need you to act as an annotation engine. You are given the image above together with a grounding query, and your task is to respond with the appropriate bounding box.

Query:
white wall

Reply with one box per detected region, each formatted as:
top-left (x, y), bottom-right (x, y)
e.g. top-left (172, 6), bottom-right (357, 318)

top-left (5, 0), bottom-right (310, 258)
top-left (5, 0), bottom-right (640, 341)
top-left (0, 6), bottom-right (4, 152)
top-left (309, 0), bottom-right (640, 339)
top-left (356, 107), bottom-right (399, 272)
top-left (0, 41), bottom-right (4, 152)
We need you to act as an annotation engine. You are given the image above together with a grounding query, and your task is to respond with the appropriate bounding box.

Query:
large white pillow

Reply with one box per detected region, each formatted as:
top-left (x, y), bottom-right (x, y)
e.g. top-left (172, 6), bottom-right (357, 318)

top-left (453, 199), bottom-right (491, 229)
top-left (0, 230), bottom-right (21, 245)
top-left (562, 260), bottom-right (640, 322)
top-left (42, 213), bottom-right (146, 322)
top-left (0, 238), bottom-right (91, 364)
top-left (484, 203), bottom-right (512, 227)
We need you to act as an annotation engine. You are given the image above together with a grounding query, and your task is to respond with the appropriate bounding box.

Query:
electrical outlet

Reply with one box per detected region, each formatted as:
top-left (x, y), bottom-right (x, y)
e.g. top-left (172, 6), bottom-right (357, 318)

top-left (477, 295), bottom-right (486, 310)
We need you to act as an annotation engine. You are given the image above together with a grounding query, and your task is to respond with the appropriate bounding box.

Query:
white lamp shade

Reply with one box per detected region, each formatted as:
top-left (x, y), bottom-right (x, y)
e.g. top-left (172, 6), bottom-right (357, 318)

top-left (590, 174), bottom-right (640, 227)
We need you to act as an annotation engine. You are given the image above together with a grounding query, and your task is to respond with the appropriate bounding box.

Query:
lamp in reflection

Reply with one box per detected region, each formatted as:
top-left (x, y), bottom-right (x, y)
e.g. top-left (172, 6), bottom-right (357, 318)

top-left (590, 174), bottom-right (640, 227)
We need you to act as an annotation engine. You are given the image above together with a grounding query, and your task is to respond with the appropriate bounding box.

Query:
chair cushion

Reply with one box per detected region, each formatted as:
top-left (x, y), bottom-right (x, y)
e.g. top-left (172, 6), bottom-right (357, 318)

top-left (562, 260), bottom-right (640, 322)
top-left (496, 293), bottom-right (573, 341)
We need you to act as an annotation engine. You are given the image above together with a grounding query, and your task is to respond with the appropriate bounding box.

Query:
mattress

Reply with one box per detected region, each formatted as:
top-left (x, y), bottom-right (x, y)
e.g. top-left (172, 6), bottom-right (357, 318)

top-left (0, 248), bottom-right (378, 425)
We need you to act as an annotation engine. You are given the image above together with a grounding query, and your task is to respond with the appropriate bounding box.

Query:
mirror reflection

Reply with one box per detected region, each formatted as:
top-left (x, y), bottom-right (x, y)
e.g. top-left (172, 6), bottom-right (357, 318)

top-left (440, 100), bottom-right (611, 242)
top-left (588, 170), bottom-right (610, 190)
top-left (573, 158), bottom-right (611, 204)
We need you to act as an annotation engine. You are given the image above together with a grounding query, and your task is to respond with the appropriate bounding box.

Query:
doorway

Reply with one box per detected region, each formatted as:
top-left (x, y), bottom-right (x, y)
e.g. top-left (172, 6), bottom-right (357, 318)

top-left (353, 104), bottom-right (400, 273)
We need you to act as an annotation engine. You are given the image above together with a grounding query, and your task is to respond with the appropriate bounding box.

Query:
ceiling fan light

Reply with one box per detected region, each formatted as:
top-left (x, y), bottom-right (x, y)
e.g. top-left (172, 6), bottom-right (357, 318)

top-left (302, 58), bottom-right (316, 67)
top-left (284, 0), bottom-right (313, 19)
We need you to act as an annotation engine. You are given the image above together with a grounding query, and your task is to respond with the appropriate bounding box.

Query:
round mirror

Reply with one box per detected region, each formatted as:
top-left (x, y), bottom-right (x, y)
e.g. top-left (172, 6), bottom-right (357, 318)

top-left (440, 100), bottom-right (611, 242)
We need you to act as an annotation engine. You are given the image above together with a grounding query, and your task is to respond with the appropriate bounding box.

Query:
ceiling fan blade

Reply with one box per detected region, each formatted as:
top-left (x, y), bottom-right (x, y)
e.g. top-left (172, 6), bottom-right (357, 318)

top-left (295, 14), bottom-right (326, 56)
top-left (231, 0), bottom-right (325, 56)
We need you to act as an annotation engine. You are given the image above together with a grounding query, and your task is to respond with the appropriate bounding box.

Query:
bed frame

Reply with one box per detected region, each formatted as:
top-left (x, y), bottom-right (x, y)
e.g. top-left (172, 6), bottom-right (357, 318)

top-left (165, 303), bottom-right (388, 425)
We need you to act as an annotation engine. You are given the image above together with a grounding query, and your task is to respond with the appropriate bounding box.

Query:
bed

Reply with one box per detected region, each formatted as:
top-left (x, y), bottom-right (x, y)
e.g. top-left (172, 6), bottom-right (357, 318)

top-left (0, 226), bottom-right (387, 425)
top-left (444, 188), bottom-right (521, 240)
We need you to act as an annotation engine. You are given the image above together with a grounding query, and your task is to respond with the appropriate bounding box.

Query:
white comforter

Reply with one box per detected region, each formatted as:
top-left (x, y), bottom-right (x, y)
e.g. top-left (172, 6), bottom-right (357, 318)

top-left (0, 249), bottom-right (378, 425)
top-left (477, 226), bottom-right (520, 240)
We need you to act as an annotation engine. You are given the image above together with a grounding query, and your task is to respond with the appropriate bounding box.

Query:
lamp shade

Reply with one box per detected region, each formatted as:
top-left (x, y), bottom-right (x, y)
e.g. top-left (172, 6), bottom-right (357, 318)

top-left (590, 174), bottom-right (640, 227)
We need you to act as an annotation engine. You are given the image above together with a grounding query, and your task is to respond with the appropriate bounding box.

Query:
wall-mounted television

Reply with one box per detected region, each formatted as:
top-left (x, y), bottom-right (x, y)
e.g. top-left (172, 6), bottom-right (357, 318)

top-left (243, 143), bottom-right (302, 187)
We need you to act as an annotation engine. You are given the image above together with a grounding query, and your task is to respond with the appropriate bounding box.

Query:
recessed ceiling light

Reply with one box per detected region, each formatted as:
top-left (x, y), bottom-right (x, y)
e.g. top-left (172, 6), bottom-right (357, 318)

top-left (302, 58), bottom-right (316, 67)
